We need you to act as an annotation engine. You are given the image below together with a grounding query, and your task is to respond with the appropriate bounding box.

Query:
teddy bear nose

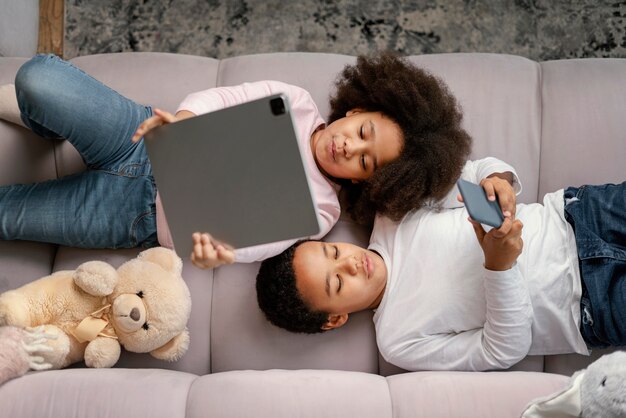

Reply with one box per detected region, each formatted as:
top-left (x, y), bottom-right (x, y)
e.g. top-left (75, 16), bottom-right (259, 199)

top-left (130, 307), bottom-right (140, 321)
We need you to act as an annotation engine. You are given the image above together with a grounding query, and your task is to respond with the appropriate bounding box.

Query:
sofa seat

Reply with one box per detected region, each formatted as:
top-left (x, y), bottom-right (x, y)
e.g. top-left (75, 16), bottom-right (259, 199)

top-left (0, 368), bottom-right (568, 418)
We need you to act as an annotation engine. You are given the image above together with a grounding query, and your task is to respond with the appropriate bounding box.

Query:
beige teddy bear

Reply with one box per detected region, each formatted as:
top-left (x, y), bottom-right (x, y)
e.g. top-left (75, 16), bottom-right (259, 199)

top-left (0, 247), bottom-right (191, 369)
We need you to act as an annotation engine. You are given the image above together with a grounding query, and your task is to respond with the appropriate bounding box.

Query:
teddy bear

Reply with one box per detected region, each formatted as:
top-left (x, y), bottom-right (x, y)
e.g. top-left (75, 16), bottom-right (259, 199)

top-left (0, 247), bottom-right (191, 369)
top-left (521, 350), bottom-right (626, 418)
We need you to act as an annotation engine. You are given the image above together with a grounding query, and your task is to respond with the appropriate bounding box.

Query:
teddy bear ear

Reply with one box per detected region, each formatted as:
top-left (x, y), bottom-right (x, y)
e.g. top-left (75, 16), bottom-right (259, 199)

top-left (74, 261), bottom-right (119, 296)
top-left (138, 247), bottom-right (183, 275)
top-left (150, 329), bottom-right (190, 362)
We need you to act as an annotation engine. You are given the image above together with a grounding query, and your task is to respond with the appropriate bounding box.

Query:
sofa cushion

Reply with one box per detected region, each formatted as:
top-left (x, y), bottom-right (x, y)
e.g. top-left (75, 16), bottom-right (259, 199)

top-left (0, 123), bottom-right (57, 186)
top-left (539, 58), bottom-right (626, 197)
top-left (71, 52), bottom-right (219, 113)
top-left (387, 371), bottom-right (569, 418)
top-left (0, 369), bottom-right (196, 418)
top-left (0, 368), bottom-right (570, 418)
top-left (0, 241), bottom-right (56, 294)
top-left (187, 369), bottom-right (392, 418)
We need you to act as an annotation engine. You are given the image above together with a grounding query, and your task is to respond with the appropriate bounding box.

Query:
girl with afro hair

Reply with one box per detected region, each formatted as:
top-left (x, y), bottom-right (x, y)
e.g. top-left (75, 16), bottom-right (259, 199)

top-left (3, 52), bottom-right (510, 270)
top-left (328, 52), bottom-right (474, 224)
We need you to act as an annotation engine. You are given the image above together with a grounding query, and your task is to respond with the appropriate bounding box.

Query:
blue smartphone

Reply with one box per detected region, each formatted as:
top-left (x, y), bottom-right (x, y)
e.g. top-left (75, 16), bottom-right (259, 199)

top-left (456, 179), bottom-right (504, 228)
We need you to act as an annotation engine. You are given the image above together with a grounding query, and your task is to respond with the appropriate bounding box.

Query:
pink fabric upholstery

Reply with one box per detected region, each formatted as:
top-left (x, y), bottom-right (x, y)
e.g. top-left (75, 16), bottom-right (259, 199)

top-left (539, 59), bottom-right (626, 196)
top-left (388, 371), bottom-right (569, 418)
top-left (188, 370), bottom-right (392, 418)
top-left (0, 368), bottom-right (569, 418)
top-left (0, 369), bottom-right (196, 418)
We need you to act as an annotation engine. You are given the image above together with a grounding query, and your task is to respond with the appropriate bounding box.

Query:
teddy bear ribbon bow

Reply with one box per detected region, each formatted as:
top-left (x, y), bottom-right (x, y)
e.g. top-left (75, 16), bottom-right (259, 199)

top-left (71, 303), bottom-right (118, 344)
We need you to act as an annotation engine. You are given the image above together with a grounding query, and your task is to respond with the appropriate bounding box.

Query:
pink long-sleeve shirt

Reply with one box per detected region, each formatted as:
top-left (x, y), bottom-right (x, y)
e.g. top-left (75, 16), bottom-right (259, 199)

top-left (154, 81), bottom-right (341, 263)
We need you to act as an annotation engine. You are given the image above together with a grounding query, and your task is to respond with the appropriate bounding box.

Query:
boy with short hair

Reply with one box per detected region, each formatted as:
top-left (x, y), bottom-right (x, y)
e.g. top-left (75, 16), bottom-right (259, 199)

top-left (256, 174), bottom-right (625, 371)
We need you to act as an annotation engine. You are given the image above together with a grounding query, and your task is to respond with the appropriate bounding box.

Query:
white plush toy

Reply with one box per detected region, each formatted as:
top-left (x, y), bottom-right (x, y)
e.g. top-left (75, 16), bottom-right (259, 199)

top-left (0, 326), bottom-right (55, 385)
top-left (521, 351), bottom-right (626, 418)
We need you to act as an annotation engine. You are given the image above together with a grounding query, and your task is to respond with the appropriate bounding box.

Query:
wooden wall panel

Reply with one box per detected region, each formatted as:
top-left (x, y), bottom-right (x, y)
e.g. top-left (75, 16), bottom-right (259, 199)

top-left (37, 0), bottom-right (64, 57)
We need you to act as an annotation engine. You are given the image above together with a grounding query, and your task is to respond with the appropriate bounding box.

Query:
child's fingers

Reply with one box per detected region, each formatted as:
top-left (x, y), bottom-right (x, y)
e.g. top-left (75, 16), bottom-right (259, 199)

top-left (190, 253), bottom-right (203, 269)
top-left (509, 219), bottom-right (524, 237)
top-left (490, 217), bottom-right (514, 239)
top-left (132, 110), bottom-right (176, 142)
top-left (200, 234), bottom-right (217, 260)
top-left (190, 232), bottom-right (233, 269)
top-left (154, 108), bottom-right (177, 123)
top-left (495, 194), bottom-right (512, 218)
top-left (132, 116), bottom-right (162, 142)
top-left (216, 245), bottom-right (235, 264)
top-left (481, 181), bottom-right (497, 201)
top-left (490, 178), bottom-right (517, 219)
top-left (192, 236), bottom-right (205, 261)
top-left (468, 217), bottom-right (486, 243)
top-left (494, 189), bottom-right (515, 218)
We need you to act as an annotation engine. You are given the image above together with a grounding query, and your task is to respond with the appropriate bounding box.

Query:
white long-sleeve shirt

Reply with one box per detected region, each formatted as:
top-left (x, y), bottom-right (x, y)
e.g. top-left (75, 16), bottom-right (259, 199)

top-left (369, 163), bottom-right (588, 372)
top-left (431, 157), bottom-right (522, 209)
top-left (155, 81), bottom-right (341, 263)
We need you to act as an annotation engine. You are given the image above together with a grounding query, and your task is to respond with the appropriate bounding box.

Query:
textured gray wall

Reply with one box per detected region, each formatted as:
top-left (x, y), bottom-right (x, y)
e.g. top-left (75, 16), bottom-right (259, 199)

top-left (0, 0), bottom-right (38, 57)
top-left (65, 0), bottom-right (626, 60)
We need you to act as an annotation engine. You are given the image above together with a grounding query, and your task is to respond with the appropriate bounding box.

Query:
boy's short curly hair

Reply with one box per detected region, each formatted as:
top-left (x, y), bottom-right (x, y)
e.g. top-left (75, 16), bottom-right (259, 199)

top-left (329, 52), bottom-right (472, 224)
top-left (256, 240), bottom-right (328, 334)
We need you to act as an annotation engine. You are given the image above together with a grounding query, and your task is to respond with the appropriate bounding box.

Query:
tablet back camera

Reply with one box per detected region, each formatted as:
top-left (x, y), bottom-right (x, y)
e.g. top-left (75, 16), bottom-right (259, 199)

top-left (270, 97), bottom-right (285, 116)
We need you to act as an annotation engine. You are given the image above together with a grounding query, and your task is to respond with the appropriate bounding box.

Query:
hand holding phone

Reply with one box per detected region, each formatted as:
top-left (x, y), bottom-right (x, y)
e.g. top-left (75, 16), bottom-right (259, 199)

top-left (457, 179), bottom-right (504, 228)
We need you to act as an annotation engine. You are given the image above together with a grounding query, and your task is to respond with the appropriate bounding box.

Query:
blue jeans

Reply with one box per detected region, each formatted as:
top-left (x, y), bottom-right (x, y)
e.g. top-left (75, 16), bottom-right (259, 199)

top-left (0, 54), bottom-right (158, 248)
top-left (564, 182), bottom-right (626, 348)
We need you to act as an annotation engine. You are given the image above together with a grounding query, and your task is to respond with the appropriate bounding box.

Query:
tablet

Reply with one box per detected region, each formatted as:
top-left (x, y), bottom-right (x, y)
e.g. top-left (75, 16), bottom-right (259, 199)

top-left (457, 179), bottom-right (504, 228)
top-left (144, 94), bottom-right (321, 256)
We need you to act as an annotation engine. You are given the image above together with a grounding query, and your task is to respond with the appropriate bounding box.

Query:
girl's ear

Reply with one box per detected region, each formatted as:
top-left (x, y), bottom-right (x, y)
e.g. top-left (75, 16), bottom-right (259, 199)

top-left (346, 108), bottom-right (363, 117)
top-left (321, 313), bottom-right (349, 331)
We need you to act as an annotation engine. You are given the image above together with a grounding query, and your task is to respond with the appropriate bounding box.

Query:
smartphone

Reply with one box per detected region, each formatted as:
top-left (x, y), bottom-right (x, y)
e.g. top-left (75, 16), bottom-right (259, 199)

top-left (456, 179), bottom-right (504, 228)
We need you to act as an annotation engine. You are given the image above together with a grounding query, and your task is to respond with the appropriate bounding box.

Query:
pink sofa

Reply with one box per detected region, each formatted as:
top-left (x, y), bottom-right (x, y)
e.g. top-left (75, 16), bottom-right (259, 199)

top-left (1, 51), bottom-right (625, 417)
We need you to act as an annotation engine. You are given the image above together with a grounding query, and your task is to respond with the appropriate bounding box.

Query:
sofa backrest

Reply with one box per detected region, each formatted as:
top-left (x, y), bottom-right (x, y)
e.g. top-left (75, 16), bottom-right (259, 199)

top-left (1, 52), bottom-right (625, 377)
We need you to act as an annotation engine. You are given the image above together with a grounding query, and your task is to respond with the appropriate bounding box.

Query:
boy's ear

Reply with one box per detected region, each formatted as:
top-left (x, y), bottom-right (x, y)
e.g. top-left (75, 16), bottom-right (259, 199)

top-left (346, 108), bottom-right (363, 117)
top-left (321, 313), bottom-right (349, 331)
